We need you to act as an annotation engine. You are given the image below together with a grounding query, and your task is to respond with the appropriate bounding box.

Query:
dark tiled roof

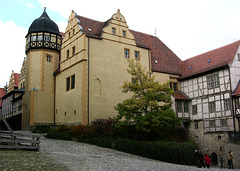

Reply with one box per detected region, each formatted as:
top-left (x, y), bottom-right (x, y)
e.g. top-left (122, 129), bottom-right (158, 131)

top-left (233, 80), bottom-right (240, 97)
top-left (173, 91), bottom-right (191, 100)
top-left (129, 30), bottom-right (182, 75)
top-left (75, 14), bottom-right (182, 75)
top-left (76, 15), bottom-right (109, 39)
top-left (27, 8), bottom-right (60, 36)
top-left (180, 40), bottom-right (240, 80)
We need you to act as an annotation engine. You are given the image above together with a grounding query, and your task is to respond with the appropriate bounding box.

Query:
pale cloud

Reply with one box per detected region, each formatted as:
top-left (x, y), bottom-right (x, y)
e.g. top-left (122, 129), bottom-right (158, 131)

top-left (18, 0), bottom-right (34, 8)
top-left (0, 20), bottom-right (26, 87)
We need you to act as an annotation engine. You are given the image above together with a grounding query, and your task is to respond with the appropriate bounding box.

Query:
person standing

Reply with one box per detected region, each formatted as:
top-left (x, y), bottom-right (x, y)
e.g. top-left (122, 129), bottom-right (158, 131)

top-left (220, 155), bottom-right (223, 169)
top-left (227, 150), bottom-right (234, 169)
top-left (204, 154), bottom-right (212, 168)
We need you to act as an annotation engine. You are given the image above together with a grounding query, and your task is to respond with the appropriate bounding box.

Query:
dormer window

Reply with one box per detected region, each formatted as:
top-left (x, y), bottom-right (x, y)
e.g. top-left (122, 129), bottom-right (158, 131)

top-left (207, 59), bottom-right (211, 63)
top-left (112, 28), bottom-right (116, 35)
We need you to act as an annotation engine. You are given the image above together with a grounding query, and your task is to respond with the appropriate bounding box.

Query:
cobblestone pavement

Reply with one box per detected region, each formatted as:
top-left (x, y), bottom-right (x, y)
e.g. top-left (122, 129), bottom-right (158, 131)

top-left (1, 131), bottom-right (240, 171)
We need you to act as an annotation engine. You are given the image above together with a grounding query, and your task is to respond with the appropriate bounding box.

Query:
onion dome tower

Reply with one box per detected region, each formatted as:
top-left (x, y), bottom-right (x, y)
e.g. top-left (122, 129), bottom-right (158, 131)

top-left (22, 8), bottom-right (61, 128)
top-left (25, 7), bottom-right (61, 53)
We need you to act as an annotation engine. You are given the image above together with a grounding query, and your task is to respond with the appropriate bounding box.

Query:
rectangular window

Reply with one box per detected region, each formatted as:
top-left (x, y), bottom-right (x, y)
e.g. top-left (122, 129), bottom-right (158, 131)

top-left (47, 55), bottom-right (51, 62)
top-left (209, 120), bottom-right (215, 128)
top-left (71, 75), bottom-right (75, 89)
top-left (209, 102), bottom-right (215, 113)
top-left (184, 101), bottom-right (189, 112)
top-left (72, 46), bottom-right (75, 56)
top-left (124, 49), bottom-right (129, 58)
top-left (66, 50), bottom-right (69, 59)
top-left (66, 77), bottom-right (70, 91)
top-left (207, 74), bottom-right (219, 89)
top-left (123, 30), bottom-right (126, 37)
top-left (238, 53), bottom-right (240, 61)
top-left (177, 101), bottom-right (182, 113)
top-left (44, 35), bottom-right (50, 41)
top-left (135, 51), bottom-right (140, 60)
top-left (31, 35), bottom-right (36, 41)
top-left (221, 119), bottom-right (227, 126)
top-left (73, 29), bottom-right (75, 35)
top-left (192, 105), bottom-right (197, 115)
top-left (194, 121), bottom-right (198, 129)
top-left (112, 28), bottom-right (116, 35)
top-left (225, 99), bottom-right (231, 111)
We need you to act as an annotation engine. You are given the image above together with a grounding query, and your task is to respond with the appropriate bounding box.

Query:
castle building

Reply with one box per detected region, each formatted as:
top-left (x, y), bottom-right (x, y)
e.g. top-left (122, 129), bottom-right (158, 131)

top-left (1, 8), bottom-right (240, 163)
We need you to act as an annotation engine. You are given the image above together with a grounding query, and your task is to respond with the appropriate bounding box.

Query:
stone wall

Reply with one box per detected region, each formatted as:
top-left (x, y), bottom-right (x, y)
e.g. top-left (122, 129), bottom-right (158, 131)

top-left (224, 142), bottom-right (240, 169)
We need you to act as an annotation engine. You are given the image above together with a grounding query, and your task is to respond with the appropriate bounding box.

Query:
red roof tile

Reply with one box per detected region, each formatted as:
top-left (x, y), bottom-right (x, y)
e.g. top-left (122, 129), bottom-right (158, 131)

top-left (75, 14), bottom-right (182, 75)
top-left (173, 91), bottom-right (191, 100)
top-left (180, 40), bottom-right (240, 80)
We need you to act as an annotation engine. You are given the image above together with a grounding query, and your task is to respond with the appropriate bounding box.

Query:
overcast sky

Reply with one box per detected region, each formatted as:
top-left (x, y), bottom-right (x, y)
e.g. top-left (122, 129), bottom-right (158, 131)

top-left (1, 0), bottom-right (240, 87)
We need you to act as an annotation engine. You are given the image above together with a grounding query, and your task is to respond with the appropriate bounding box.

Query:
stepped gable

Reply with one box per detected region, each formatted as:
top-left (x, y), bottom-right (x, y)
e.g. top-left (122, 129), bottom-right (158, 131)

top-left (180, 40), bottom-right (240, 80)
top-left (130, 30), bottom-right (182, 75)
top-left (14, 73), bottom-right (20, 87)
top-left (75, 15), bottom-right (182, 75)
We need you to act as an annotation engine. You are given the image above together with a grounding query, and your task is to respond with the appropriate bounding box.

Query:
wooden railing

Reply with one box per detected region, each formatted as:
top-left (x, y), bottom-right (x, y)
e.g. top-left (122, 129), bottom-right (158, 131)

top-left (0, 113), bottom-right (40, 150)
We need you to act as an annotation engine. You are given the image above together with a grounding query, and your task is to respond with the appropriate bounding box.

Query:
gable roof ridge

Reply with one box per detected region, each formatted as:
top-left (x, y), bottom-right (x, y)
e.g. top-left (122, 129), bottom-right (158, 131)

top-left (183, 40), bottom-right (240, 62)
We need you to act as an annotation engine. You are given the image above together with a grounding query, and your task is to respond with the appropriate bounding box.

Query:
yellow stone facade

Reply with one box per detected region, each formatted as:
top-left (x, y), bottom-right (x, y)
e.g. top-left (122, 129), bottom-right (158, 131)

top-left (20, 9), bottom-right (177, 128)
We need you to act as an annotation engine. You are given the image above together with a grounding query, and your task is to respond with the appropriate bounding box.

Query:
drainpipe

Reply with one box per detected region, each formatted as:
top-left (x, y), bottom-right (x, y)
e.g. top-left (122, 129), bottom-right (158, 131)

top-left (228, 67), bottom-right (236, 141)
top-left (87, 37), bottom-right (90, 125)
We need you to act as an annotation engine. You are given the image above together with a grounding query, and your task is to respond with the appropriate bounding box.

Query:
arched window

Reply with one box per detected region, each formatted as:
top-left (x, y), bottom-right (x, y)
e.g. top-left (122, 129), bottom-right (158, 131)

top-left (94, 78), bottom-right (101, 96)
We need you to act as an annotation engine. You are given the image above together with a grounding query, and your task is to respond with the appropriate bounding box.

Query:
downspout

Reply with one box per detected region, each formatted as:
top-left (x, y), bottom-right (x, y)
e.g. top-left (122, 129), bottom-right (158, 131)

top-left (228, 66), bottom-right (236, 141)
top-left (87, 37), bottom-right (90, 125)
top-left (53, 74), bottom-right (56, 125)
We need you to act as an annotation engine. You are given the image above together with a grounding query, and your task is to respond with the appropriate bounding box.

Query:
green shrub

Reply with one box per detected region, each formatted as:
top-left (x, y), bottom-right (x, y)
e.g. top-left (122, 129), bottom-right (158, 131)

top-left (77, 137), bottom-right (198, 165)
top-left (45, 129), bottom-right (72, 140)
top-left (32, 125), bottom-right (51, 133)
top-left (71, 125), bottom-right (95, 138)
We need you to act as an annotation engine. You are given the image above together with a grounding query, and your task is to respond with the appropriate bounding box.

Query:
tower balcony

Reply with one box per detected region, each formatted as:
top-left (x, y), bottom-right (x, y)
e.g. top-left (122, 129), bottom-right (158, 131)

top-left (25, 32), bottom-right (61, 54)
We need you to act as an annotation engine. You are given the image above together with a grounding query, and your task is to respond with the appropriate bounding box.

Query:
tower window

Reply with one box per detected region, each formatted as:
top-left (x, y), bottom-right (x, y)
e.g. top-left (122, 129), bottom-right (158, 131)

top-left (73, 29), bottom-right (75, 35)
top-left (69, 32), bottom-right (71, 38)
top-left (31, 35), bottom-right (36, 41)
top-left (47, 55), bottom-right (51, 62)
top-left (44, 35), bottom-right (50, 42)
